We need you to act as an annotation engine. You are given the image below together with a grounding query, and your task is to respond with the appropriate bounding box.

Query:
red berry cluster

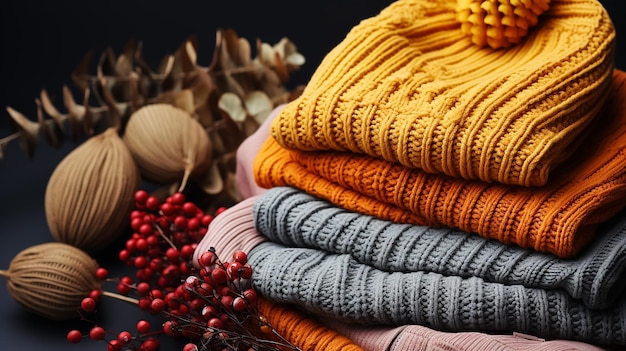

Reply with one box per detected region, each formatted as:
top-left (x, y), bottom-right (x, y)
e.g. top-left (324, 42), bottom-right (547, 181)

top-left (66, 190), bottom-right (298, 351)
top-left (162, 248), bottom-right (279, 350)
top-left (118, 190), bottom-right (216, 288)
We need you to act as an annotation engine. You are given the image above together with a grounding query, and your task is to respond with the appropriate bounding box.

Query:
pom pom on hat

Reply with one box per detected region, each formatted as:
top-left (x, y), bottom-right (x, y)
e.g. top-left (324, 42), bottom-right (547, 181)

top-left (457, 0), bottom-right (551, 49)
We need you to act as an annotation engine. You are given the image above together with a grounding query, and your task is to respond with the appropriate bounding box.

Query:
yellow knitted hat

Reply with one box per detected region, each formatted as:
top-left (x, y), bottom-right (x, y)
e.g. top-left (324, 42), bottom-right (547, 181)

top-left (271, 0), bottom-right (615, 186)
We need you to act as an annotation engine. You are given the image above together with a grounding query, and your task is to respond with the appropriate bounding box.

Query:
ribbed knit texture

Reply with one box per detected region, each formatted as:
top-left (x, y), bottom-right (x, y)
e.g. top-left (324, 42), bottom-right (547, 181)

top-left (255, 69), bottom-right (626, 258)
top-left (256, 297), bottom-right (364, 351)
top-left (320, 323), bottom-right (405, 351)
top-left (191, 199), bottom-right (363, 351)
top-left (253, 186), bottom-right (626, 309)
top-left (326, 321), bottom-right (610, 351)
top-left (194, 191), bottom-right (617, 350)
top-left (270, 0), bottom-right (615, 187)
top-left (247, 240), bottom-right (626, 346)
top-left (192, 195), bottom-right (266, 263)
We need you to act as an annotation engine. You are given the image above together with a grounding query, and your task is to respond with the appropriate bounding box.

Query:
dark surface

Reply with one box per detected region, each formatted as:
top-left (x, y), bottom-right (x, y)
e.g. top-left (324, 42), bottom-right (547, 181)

top-left (0, 1), bottom-right (625, 351)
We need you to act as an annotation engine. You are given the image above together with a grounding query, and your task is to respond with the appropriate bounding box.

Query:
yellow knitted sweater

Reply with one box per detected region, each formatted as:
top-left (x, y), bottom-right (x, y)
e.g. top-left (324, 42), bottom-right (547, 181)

top-left (270, 0), bottom-right (614, 186)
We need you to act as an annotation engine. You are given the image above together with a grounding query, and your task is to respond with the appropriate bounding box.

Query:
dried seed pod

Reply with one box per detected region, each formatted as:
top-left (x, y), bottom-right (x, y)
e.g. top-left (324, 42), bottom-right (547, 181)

top-left (45, 127), bottom-right (141, 252)
top-left (0, 242), bottom-right (102, 320)
top-left (122, 103), bottom-right (212, 190)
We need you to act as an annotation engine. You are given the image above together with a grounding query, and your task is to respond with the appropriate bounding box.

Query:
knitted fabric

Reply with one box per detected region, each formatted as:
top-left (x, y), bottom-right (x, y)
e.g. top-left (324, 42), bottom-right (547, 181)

top-left (193, 198), bottom-right (614, 350)
top-left (253, 186), bottom-right (626, 309)
top-left (256, 297), bottom-right (364, 351)
top-left (254, 69), bottom-right (626, 258)
top-left (247, 240), bottom-right (626, 346)
top-left (326, 320), bottom-right (610, 351)
top-left (235, 105), bottom-right (284, 199)
top-left (456, 0), bottom-right (551, 49)
top-left (270, 0), bottom-right (615, 187)
top-left (191, 198), bottom-right (363, 351)
top-left (193, 195), bottom-right (266, 260)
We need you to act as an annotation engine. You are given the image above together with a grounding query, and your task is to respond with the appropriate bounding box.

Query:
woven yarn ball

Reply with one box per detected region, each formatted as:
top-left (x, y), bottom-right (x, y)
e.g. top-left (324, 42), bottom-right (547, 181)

top-left (456, 0), bottom-right (551, 49)
top-left (123, 104), bottom-right (212, 186)
top-left (1, 242), bottom-right (102, 320)
top-left (45, 127), bottom-right (141, 253)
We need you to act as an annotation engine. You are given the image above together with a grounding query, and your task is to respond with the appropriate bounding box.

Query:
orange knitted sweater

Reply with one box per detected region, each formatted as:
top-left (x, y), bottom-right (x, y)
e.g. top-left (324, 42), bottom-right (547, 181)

top-left (257, 297), bottom-right (363, 351)
top-left (254, 69), bottom-right (626, 258)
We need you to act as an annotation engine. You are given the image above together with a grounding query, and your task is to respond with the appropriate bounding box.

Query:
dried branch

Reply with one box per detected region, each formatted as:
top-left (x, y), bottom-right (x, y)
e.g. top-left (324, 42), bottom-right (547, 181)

top-left (2, 28), bottom-right (305, 160)
top-left (1, 27), bottom-right (306, 207)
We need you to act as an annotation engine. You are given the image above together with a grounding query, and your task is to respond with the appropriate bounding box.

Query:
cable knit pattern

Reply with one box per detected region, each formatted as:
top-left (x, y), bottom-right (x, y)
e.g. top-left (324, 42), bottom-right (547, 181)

top-left (270, 0), bottom-right (615, 187)
top-left (255, 69), bottom-right (626, 258)
top-left (247, 241), bottom-right (626, 346)
top-left (253, 186), bottom-right (626, 309)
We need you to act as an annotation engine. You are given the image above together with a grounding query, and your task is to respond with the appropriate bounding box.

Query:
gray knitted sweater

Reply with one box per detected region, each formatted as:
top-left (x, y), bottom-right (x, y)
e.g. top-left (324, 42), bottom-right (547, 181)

top-left (249, 186), bottom-right (626, 346)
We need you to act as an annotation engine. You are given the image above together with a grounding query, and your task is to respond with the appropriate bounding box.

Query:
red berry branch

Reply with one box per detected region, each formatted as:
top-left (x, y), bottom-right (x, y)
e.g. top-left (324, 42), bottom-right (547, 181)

top-left (66, 190), bottom-right (300, 351)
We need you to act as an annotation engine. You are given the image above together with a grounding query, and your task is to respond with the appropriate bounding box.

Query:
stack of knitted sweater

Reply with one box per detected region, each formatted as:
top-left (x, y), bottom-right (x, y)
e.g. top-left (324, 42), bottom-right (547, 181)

top-left (195, 0), bottom-right (626, 349)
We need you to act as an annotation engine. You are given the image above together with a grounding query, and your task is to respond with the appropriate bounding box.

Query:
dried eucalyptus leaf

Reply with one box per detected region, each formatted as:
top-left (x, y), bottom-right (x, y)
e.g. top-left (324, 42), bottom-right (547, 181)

top-left (40, 90), bottom-right (65, 132)
top-left (244, 91), bottom-right (273, 124)
top-left (134, 42), bottom-right (157, 81)
top-left (99, 77), bottom-right (124, 127)
top-left (254, 66), bottom-right (288, 104)
top-left (63, 85), bottom-right (86, 141)
top-left (272, 50), bottom-right (290, 83)
top-left (207, 29), bottom-right (224, 71)
top-left (71, 50), bottom-right (94, 91)
top-left (185, 40), bottom-right (198, 66)
top-left (36, 98), bottom-right (63, 148)
top-left (82, 89), bottom-right (95, 136)
top-left (217, 34), bottom-right (237, 71)
top-left (128, 74), bottom-right (140, 113)
top-left (223, 29), bottom-right (250, 67)
top-left (286, 51), bottom-right (306, 67)
top-left (192, 78), bottom-right (214, 109)
top-left (172, 37), bottom-right (197, 75)
top-left (173, 89), bottom-right (195, 115)
top-left (188, 41), bottom-right (217, 92)
top-left (6, 106), bottom-right (39, 158)
top-left (221, 73), bottom-right (246, 99)
top-left (258, 41), bottom-right (277, 66)
top-left (98, 47), bottom-right (118, 77)
top-left (158, 55), bottom-right (175, 76)
top-left (115, 54), bottom-right (133, 77)
top-left (116, 40), bottom-right (136, 76)
top-left (237, 38), bottom-right (252, 67)
top-left (275, 37), bottom-right (306, 67)
top-left (218, 93), bottom-right (246, 122)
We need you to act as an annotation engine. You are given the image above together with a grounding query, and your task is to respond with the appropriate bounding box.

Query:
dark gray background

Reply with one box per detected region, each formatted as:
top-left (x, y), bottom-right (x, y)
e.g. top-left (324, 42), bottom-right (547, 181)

top-left (0, 1), bottom-right (624, 350)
